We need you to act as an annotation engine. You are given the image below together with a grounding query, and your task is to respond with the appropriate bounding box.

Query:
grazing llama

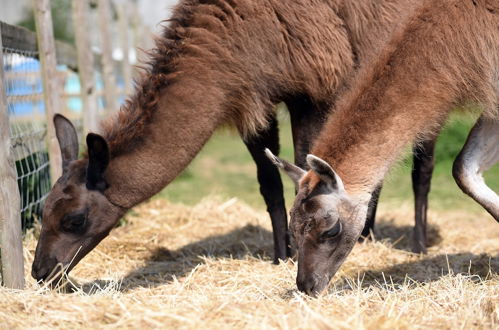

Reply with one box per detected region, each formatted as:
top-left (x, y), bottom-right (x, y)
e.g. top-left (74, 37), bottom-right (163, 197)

top-left (267, 0), bottom-right (498, 295)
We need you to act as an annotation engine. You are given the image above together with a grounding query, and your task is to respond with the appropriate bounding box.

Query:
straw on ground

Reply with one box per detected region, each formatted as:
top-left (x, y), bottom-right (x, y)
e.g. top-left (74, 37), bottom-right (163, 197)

top-left (1, 197), bottom-right (498, 329)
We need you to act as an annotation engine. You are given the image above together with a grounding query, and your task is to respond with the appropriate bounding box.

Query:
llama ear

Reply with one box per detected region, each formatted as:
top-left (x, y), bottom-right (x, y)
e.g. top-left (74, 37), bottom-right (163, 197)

top-left (54, 114), bottom-right (79, 173)
top-left (264, 148), bottom-right (306, 185)
top-left (306, 154), bottom-right (344, 192)
top-left (86, 133), bottom-right (109, 191)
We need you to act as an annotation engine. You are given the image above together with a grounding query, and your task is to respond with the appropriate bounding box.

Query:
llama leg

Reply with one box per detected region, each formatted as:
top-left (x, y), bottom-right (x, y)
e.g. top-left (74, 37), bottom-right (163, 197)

top-left (243, 116), bottom-right (290, 263)
top-left (411, 137), bottom-right (437, 253)
top-left (453, 116), bottom-right (499, 221)
top-left (288, 114), bottom-right (318, 168)
top-left (286, 97), bottom-right (326, 169)
top-left (360, 184), bottom-right (382, 240)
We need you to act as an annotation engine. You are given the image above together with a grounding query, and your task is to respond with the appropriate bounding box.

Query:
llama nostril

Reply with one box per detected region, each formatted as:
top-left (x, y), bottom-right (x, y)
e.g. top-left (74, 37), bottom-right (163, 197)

top-left (32, 260), bottom-right (41, 280)
top-left (296, 277), bottom-right (307, 293)
top-left (297, 277), bottom-right (318, 296)
top-left (31, 258), bottom-right (57, 282)
top-left (31, 267), bottom-right (37, 280)
top-left (297, 266), bottom-right (312, 292)
top-left (305, 283), bottom-right (318, 297)
top-left (297, 275), bottom-right (322, 296)
top-left (31, 265), bottom-right (48, 281)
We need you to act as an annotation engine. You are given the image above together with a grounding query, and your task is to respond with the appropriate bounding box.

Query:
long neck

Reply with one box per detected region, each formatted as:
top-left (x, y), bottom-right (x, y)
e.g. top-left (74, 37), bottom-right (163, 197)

top-left (312, 15), bottom-right (461, 195)
top-left (314, 80), bottom-right (450, 195)
top-left (313, 0), bottom-right (497, 195)
top-left (104, 77), bottom-right (225, 208)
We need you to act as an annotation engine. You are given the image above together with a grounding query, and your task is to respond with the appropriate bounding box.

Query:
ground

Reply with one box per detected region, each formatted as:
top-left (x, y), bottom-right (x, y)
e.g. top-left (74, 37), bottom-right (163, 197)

top-left (0, 114), bottom-right (498, 329)
top-left (0, 198), bottom-right (497, 328)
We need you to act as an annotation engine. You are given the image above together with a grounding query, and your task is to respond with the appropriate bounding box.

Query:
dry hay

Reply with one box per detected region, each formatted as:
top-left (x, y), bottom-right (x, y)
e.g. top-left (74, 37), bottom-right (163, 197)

top-left (0, 197), bottom-right (498, 329)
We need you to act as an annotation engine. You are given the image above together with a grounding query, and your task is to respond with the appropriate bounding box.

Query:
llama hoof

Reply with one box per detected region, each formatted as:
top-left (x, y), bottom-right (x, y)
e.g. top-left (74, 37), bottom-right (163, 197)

top-left (411, 243), bottom-right (427, 254)
top-left (358, 233), bottom-right (372, 243)
top-left (273, 256), bottom-right (287, 265)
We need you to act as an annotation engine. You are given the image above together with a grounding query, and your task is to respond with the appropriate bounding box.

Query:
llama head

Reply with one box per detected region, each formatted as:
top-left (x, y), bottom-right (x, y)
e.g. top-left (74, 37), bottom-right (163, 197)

top-left (265, 149), bottom-right (368, 296)
top-left (31, 115), bottom-right (125, 285)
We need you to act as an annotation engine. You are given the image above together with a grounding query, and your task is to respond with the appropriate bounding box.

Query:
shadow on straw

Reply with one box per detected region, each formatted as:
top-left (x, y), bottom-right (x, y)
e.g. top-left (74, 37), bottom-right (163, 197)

top-left (330, 251), bottom-right (498, 295)
top-left (371, 216), bottom-right (443, 252)
top-left (78, 221), bottom-right (496, 295)
top-left (80, 224), bottom-right (274, 293)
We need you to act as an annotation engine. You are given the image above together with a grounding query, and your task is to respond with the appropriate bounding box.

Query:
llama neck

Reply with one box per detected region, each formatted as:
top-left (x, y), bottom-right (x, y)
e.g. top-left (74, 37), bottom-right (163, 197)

top-left (103, 78), bottom-right (225, 208)
top-left (313, 85), bottom-right (450, 196)
top-left (313, 0), bottom-right (495, 196)
top-left (312, 34), bottom-right (456, 196)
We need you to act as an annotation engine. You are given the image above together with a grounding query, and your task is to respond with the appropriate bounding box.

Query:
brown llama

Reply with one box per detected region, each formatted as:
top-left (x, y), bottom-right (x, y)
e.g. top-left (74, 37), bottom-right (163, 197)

top-left (31, 0), bottom-right (424, 283)
top-left (267, 0), bottom-right (499, 296)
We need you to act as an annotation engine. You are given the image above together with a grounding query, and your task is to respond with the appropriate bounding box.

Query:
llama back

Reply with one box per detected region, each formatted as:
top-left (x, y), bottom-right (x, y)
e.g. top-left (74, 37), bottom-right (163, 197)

top-left (102, 0), bottom-right (420, 154)
top-left (382, 0), bottom-right (499, 116)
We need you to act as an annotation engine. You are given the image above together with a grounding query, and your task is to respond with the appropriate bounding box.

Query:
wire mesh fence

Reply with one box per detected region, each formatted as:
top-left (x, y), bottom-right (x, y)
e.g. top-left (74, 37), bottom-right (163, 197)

top-left (3, 47), bottom-right (50, 230)
top-left (2, 46), bottom-right (86, 230)
top-left (3, 52), bottom-right (128, 231)
top-left (2, 50), bottom-right (126, 231)
top-left (1, 0), bottom-right (133, 235)
top-left (0, 1), bottom-right (137, 288)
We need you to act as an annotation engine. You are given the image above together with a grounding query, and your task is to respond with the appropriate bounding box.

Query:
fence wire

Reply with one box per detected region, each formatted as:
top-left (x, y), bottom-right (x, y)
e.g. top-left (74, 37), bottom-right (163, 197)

top-left (2, 46), bottom-right (87, 230)
top-left (3, 47), bottom-right (50, 230)
top-left (2, 29), bottom-right (127, 232)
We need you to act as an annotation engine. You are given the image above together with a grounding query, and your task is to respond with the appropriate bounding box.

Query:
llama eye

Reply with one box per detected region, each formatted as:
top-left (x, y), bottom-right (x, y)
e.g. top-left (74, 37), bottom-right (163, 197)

top-left (322, 221), bottom-right (342, 239)
top-left (61, 211), bottom-right (87, 233)
top-left (302, 199), bottom-right (318, 213)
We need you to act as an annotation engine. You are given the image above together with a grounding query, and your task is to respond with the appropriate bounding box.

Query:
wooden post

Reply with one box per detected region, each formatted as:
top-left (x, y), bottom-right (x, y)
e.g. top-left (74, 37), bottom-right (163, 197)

top-left (72, 0), bottom-right (99, 134)
top-left (131, 2), bottom-right (147, 77)
top-left (0, 25), bottom-right (25, 289)
top-left (33, 0), bottom-right (62, 185)
top-left (117, 3), bottom-right (132, 96)
top-left (57, 71), bottom-right (69, 117)
top-left (97, 0), bottom-right (118, 113)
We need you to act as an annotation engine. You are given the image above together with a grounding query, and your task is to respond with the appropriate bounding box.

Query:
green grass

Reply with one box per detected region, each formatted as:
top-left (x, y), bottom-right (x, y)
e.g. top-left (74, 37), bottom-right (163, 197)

top-left (158, 111), bottom-right (499, 215)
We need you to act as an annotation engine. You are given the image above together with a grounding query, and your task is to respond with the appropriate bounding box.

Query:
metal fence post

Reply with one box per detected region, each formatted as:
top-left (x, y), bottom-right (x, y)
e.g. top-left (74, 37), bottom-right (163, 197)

top-left (0, 24), bottom-right (25, 289)
top-left (33, 0), bottom-right (62, 185)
